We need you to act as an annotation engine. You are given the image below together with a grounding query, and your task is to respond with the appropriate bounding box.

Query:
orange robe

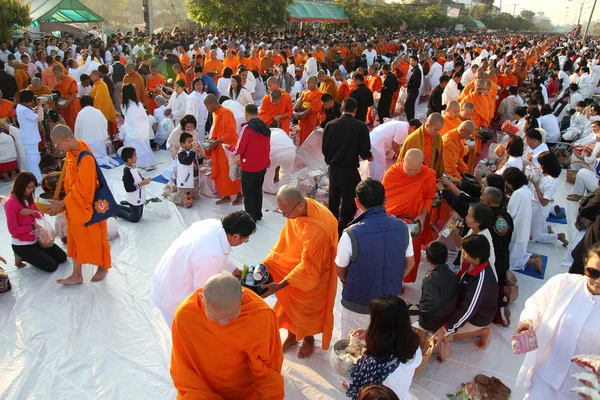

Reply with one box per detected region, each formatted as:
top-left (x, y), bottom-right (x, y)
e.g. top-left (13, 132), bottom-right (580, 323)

top-left (58, 75), bottom-right (81, 131)
top-left (259, 57), bottom-right (273, 74)
top-left (440, 115), bottom-right (461, 136)
top-left (259, 93), bottom-right (293, 134)
top-left (205, 58), bottom-right (224, 83)
top-left (263, 198), bottom-right (338, 350)
top-left (336, 80), bottom-right (349, 103)
top-left (42, 66), bottom-right (58, 90)
top-left (442, 128), bottom-right (468, 179)
top-left (15, 66), bottom-right (30, 103)
top-left (208, 106), bottom-right (241, 196)
top-left (123, 72), bottom-right (147, 106)
top-left (224, 56), bottom-right (240, 71)
top-left (146, 73), bottom-right (165, 115)
top-left (348, 80), bottom-right (357, 94)
top-left (313, 50), bottom-right (325, 64)
top-left (64, 140), bottom-right (111, 268)
top-left (90, 79), bottom-right (117, 135)
top-left (297, 89), bottom-right (323, 146)
top-left (171, 288), bottom-right (284, 400)
top-left (382, 162), bottom-right (436, 283)
top-left (367, 75), bottom-right (383, 123)
top-left (397, 126), bottom-right (445, 177)
top-left (461, 93), bottom-right (491, 172)
top-left (319, 76), bottom-right (337, 99)
top-left (179, 52), bottom-right (190, 72)
top-left (249, 57), bottom-right (261, 73)
top-left (0, 100), bottom-right (15, 119)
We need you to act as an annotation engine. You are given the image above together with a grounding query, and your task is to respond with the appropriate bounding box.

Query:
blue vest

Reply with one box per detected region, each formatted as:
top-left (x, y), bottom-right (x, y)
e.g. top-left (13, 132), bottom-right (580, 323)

top-left (342, 206), bottom-right (409, 313)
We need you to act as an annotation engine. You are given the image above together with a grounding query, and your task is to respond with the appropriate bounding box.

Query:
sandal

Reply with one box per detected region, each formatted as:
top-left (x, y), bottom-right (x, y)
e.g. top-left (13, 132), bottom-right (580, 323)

top-left (489, 376), bottom-right (511, 400)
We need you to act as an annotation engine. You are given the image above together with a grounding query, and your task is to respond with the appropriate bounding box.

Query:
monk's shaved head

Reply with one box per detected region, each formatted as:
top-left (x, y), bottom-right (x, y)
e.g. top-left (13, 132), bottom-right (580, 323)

top-left (403, 149), bottom-right (424, 177)
top-left (482, 187), bottom-right (504, 207)
top-left (306, 76), bottom-right (318, 90)
top-left (52, 65), bottom-right (63, 73)
top-left (462, 102), bottom-right (475, 111)
top-left (51, 124), bottom-right (74, 140)
top-left (458, 120), bottom-right (476, 138)
top-left (425, 112), bottom-right (444, 137)
top-left (126, 63), bottom-right (136, 72)
top-left (317, 70), bottom-right (326, 78)
top-left (202, 273), bottom-right (242, 326)
top-left (51, 124), bottom-right (77, 153)
top-left (266, 76), bottom-right (278, 85)
top-left (276, 185), bottom-right (307, 219)
top-left (427, 112), bottom-right (444, 126)
top-left (270, 89), bottom-right (282, 101)
top-left (447, 101), bottom-right (460, 119)
top-left (277, 185), bottom-right (305, 204)
top-left (204, 93), bottom-right (219, 112)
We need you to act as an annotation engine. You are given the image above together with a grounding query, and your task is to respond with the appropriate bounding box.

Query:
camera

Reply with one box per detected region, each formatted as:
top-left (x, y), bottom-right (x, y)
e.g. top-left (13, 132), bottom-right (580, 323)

top-left (36, 93), bottom-right (60, 104)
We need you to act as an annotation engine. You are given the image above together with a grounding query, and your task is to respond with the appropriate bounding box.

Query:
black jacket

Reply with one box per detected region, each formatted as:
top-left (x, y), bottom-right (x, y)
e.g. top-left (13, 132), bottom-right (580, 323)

top-left (489, 205), bottom-right (513, 284)
top-left (320, 101), bottom-right (342, 128)
top-left (381, 72), bottom-right (399, 100)
top-left (349, 83), bottom-right (374, 122)
top-left (322, 114), bottom-right (372, 168)
top-left (418, 264), bottom-right (459, 331)
top-left (445, 262), bottom-right (498, 334)
top-left (178, 149), bottom-right (201, 177)
top-left (0, 71), bottom-right (17, 100)
top-left (407, 65), bottom-right (422, 95)
top-left (427, 85), bottom-right (446, 116)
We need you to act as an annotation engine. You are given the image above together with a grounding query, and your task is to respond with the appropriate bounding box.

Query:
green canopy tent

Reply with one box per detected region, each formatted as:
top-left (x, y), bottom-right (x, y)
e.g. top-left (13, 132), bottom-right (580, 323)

top-left (27, 0), bottom-right (104, 24)
top-left (287, 1), bottom-right (349, 24)
top-left (466, 19), bottom-right (486, 30)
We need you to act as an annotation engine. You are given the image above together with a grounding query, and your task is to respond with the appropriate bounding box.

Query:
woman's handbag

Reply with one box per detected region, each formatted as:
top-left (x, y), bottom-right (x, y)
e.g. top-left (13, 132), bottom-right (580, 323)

top-left (77, 151), bottom-right (119, 226)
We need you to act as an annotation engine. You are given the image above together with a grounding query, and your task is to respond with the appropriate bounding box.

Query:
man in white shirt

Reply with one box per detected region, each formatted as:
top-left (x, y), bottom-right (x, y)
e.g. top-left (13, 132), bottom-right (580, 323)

top-left (461, 64), bottom-right (479, 87)
top-left (74, 95), bottom-right (118, 168)
top-left (589, 59), bottom-right (600, 95)
top-left (362, 44), bottom-right (377, 67)
top-left (77, 74), bottom-right (92, 97)
top-left (577, 66), bottom-right (593, 99)
top-left (497, 86), bottom-right (521, 124)
top-left (0, 42), bottom-right (12, 63)
top-left (443, 54), bottom-right (454, 73)
top-left (568, 83), bottom-right (584, 112)
top-left (45, 38), bottom-right (60, 57)
top-left (150, 211), bottom-right (256, 328)
top-left (304, 54), bottom-right (318, 81)
top-left (88, 27), bottom-right (101, 39)
top-left (426, 57), bottom-right (443, 94)
top-left (263, 128), bottom-right (296, 194)
top-left (368, 120), bottom-right (415, 181)
top-left (15, 90), bottom-right (43, 181)
top-left (523, 129), bottom-right (549, 173)
top-left (442, 72), bottom-right (461, 106)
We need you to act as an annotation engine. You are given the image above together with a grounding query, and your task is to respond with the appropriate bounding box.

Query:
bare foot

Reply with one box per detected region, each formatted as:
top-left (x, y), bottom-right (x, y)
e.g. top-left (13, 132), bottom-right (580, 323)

top-left (558, 233), bottom-right (569, 248)
top-left (15, 254), bottom-right (25, 268)
top-left (567, 194), bottom-right (583, 201)
top-left (298, 336), bottom-right (315, 359)
top-left (232, 195), bottom-right (244, 206)
top-left (57, 275), bottom-right (84, 285)
top-left (547, 226), bottom-right (554, 234)
top-left (215, 197), bottom-right (231, 205)
top-left (529, 253), bottom-right (542, 259)
top-left (282, 332), bottom-right (298, 352)
top-left (61, 237), bottom-right (67, 244)
top-left (528, 257), bottom-right (543, 273)
top-left (475, 327), bottom-right (493, 349)
top-left (91, 267), bottom-right (108, 282)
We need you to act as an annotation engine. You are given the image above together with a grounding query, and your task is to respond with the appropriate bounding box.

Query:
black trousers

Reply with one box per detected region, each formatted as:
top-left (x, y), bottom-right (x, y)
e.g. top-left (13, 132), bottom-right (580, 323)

top-left (569, 235), bottom-right (587, 275)
top-left (405, 91), bottom-right (419, 121)
top-left (328, 165), bottom-right (360, 237)
top-left (241, 169), bottom-right (266, 221)
top-left (118, 203), bottom-right (144, 223)
top-left (12, 243), bottom-right (67, 273)
top-left (377, 95), bottom-right (392, 124)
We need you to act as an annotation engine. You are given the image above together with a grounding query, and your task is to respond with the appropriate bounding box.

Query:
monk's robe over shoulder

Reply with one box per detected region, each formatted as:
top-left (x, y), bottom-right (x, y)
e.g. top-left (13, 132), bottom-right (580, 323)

top-left (397, 125), bottom-right (445, 177)
top-left (207, 107), bottom-right (241, 197)
top-left (259, 93), bottom-right (293, 134)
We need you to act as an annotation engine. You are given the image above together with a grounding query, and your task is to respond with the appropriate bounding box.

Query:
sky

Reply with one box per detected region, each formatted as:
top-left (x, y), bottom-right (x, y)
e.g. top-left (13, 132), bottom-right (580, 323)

top-left (492, 0), bottom-right (597, 26)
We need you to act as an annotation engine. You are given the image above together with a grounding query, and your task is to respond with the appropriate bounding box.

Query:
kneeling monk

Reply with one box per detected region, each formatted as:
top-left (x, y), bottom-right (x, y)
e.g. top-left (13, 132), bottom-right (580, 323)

top-left (171, 273), bottom-right (285, 399)
top-left (382, 149), bottom-right (436, 283)
top-left (49, 125), bottom-right (111, 283)
top-left (261, 186), bottom-right (338, 358)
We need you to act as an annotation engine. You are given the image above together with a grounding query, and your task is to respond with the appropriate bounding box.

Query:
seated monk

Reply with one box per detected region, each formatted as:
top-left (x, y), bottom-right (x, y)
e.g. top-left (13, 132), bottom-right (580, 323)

top-left (318, 70), bottom-right (337, 99)
top-left (204, 94), bottom-right (244, 205)
top-left (461, 81), bottom-right (491, 171)
top-left (259, 89), bottom-right (293, 134)
top-left (440, 100), bottom-right (461, 136)
top-left (443, 121), bottom-right (475, 179)
top-left (89, 70), bottom-right (117, 136)
top-left (397, 112), bottom-right (445, 177)
top-left (171, 273), bottom-right (285, 400)
top-left (261, 186), bottom-right (338, 358)
top-left (382, 149), bottom-right (436, 283)
top-left (146, 66), bottom-right (166, 115)
top-left (48, 124), bottom-right (111, 284)
top-left (294, 76), bottom-right (323, 146)
top-left (123, 63), bottom-right (147, 107)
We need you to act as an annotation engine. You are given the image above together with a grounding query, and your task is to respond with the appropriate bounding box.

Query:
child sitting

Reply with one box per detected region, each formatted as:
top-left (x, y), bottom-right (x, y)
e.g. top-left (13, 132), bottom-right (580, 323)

top-left (415, 241), bottom-right (459, 332)
top-left (175, 132), bottom-right (203, 208)
top-left (118, 147), bottom-right (151, 222)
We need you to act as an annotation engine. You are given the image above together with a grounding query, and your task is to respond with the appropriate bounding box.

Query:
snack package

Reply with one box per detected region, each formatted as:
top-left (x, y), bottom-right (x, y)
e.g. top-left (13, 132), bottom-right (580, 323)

top-left (572, 372), bottom-right (599, 390)
top-left (571, 386), bottom-right (600, 400)
top-left (510, 331), bottom-right (539, 355)
top-left (572, 355), bottom-right (600, 378)
top-left (33, 218), bottom-right (56, 249)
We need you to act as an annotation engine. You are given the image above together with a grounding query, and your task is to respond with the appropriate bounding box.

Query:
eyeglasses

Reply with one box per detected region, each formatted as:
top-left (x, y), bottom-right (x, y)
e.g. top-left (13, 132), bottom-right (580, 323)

top-left (26, 185), bottom-right (36, 191)
top-left (276, 202), bottom-right (301, 218)
top-left (585, 267), bottom-right (600, 281)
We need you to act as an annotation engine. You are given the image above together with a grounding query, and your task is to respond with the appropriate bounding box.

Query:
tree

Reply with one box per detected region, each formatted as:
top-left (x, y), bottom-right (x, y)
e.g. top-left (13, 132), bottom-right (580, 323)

top-left (520, 10), bottom-right (535, 21)
top-left (421, 5), bottom-right (450, 30)
top-left (186, 0), bottom-right (292, 30)
top-left (0, 0), bottom-right (31, 43)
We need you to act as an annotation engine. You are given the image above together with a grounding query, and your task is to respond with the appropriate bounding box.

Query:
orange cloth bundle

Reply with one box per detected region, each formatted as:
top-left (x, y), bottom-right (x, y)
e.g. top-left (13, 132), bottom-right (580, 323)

top-left (501, 120), bottom-right (520, 136)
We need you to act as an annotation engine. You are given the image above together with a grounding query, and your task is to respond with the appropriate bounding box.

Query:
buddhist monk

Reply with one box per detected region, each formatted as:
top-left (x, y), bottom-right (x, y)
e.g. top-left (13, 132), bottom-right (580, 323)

top-left (171, 273), bottom-right (285, 400)
top-left (259, 89), bottom-right (293, 134)
top-left (48, 125), bottom-right (111, 284)
top-left (460, 80), bottom-right (491, 170)
top-left (27, 77), bottom-right (54, 109)
top-left (261, 186), bottom-right (338, 358)
top-left (317, 70), bottom-right (337, 99)
top-left (123, 63), bottom-right (147, 106)
top-left (334, 69), bottom-right (349, 103)
top-left (146, 66), bottom-right (166, 115)
top-left (440, 100), bottom-right (462, 136)
top-left (89, 70), bottom-right (117, 135)
top-left (382, 149), bottom-right (436, 283)
top-left (224, 49), bottom-right (240, 71)
top-left (204, 94), bottom-right (244, 205)
top-left (53, 65), bottom-right (81, 131)
top-left (442, 120), bottom-right (475, 179)
top-left (178, 46), bottom-right (190, 72)
top-left (397, 112), bottom-right (445, 177)
top-left (293, 77), bottom-right (323, 146)
top-left (205, 49), bottom-right (225, 81)
top-left (366, 65), bottom-right (383, 124)
top-left (173, 63), bottom-right (187, 87)
top-left (14, 62), bottom-right (30, 103)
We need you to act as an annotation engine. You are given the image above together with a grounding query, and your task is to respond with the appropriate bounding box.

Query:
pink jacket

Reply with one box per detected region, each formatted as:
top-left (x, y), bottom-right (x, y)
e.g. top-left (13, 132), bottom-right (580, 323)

top-left (4, 195), bottom-right (42, 242)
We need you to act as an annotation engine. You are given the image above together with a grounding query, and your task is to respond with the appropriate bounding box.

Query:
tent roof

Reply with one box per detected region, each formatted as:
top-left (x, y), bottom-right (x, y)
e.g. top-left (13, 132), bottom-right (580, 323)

top-left (466, 19), bottom-right (486, 28)
top-left (287, 1), bottom-right (349, 23)
top-left (27, 0), bottom-right (104, 23)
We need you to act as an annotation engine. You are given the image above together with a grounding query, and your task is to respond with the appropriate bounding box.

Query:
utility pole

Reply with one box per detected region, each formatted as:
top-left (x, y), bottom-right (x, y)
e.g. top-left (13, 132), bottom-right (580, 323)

top-left (512, 4), bottom-right (517, 17)
top-left (578, 0), bottom-right (585, 25)
top-left (583, 0), bottom-right (598, 43)
top-left (143, 0), bottom-right (154, 36)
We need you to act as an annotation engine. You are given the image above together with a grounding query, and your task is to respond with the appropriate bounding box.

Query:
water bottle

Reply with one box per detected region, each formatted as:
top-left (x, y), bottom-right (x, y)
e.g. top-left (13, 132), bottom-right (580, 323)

top-left (246, 266), bottom-right (255, 286)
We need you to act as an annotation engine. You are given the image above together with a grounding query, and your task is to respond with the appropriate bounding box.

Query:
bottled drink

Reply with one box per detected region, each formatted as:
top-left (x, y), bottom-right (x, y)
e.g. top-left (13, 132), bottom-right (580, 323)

top-left (253, 264), bottom-right (267, 282)
top-left (246, 266), bottom-right (255, 285)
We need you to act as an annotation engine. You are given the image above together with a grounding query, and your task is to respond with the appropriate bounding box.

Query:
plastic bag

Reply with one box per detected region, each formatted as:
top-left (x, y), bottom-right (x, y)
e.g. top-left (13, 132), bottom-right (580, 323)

top-left (33, 218), bottom-right (56, 248)
top-left (54, 212), bottom-right (68, 239)
top-left (222, 144), bottom-right (241, 181)
top-left (153, 201), bottom-right (171, 218)
top-left (106, 217), bottom-right (119, 241)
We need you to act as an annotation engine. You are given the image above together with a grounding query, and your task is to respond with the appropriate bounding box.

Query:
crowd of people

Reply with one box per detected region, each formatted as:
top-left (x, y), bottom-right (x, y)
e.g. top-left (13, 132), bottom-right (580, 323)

top-left (1, 26), bottom-right (600, 399)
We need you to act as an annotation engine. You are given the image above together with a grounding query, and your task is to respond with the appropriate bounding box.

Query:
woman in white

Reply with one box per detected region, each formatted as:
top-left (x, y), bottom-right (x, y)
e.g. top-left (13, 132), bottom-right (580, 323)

top-left (346, 296), bottom-right (422, 400)
top-left (502, 168), bottom-right (537, 269)
top-left (496, 135), bottom-right (524, 176)
top-left (153, 95), bottom-right (171, 147)
top-left (539, 105), bottom-right (561, 145)
top-left (522, 128), bottom-right (549, 174)
top-left (217, 67), bottom-right (233, 98)
top-left (228, 74), bottom-right (253, 107)
top-left (185, 78), bottom-right (208, 137)
top-left (161, 79), bottom-right (189, 122)
top-left (516, 243), bottom-right (600, 399)
top-left (167, 115), bottom-right (199, 158)
top-left (119, 83), bottom-right (155, 168)
top-left (529, 151), bottom-right (568, 246)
